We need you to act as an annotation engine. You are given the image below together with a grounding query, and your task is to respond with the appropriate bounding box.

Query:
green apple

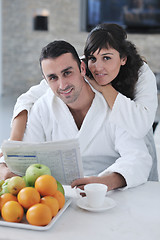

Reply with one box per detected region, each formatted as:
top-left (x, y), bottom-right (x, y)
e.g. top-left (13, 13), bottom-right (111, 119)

top-left (0, 179), bottom-right (5, 193)
top-left (22, 176), bottom-right (32, 187)
top-left (56, 180), bottom-right (65, 195)
top-left (0, 180), bottom-right (4, 188)
top-left (7, 176), bottom-right (26, 195)
top-left (0, 179), bottom-right (10, 196)
top-left (25, 163), bottom-right (51, 187)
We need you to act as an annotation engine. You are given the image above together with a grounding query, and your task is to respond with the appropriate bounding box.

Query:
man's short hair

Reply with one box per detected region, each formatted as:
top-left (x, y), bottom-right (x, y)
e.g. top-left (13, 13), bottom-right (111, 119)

top-left (39, 40), bottom-right (81, 73)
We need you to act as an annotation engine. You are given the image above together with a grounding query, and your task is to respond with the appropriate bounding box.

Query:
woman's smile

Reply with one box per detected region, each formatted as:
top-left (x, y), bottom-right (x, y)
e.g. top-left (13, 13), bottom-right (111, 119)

top-left (88, 48), bottom-right (126, 85)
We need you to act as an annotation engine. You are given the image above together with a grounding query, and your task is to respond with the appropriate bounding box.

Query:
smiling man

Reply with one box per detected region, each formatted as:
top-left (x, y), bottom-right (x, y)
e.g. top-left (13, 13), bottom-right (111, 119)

top-left (0, 40), bottom-right (152, 191)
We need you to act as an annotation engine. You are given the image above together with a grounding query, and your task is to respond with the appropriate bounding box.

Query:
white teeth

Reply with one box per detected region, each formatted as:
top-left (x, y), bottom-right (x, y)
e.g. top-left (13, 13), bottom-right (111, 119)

top-left (63, 89), bottom-right (72, 94)
top-left (66, 89), bottom-right (71, 93)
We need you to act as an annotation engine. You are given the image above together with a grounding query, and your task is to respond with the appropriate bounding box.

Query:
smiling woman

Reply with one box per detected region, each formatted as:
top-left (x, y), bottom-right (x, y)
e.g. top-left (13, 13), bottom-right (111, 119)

top-left (87, 48), bottom-right (127, 86)
top-left (84, 23), bottom-right (143, 100)
top-left (83, 23), bottom-right (157, 134)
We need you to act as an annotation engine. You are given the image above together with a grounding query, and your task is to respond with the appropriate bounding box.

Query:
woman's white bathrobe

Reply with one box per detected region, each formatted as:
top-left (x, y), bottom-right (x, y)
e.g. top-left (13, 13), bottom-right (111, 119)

top-left (22, 87), bottom-right (152, 189)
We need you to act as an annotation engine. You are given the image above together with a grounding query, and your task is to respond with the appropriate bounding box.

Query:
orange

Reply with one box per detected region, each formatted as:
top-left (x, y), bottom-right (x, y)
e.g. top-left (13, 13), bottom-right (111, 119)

top-left (1, 200), bottom-right (24, 223)
top-left (0, 193), bottom-right (17, 211)
top-left (26, 203), bottom-right (52, 226)
top-left (53, 190), bottom-right (65, 209)
top-left (40, 196), bottom-right (59, 217)
top-left (17, 187), bottom-right (40, 209)
top-left (35, 175), bottom-right (57, 196)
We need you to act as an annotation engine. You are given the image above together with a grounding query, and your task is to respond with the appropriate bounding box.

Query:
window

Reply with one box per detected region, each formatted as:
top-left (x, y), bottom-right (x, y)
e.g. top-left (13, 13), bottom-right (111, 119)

top-left (86, 0), bottom-right (160, 32)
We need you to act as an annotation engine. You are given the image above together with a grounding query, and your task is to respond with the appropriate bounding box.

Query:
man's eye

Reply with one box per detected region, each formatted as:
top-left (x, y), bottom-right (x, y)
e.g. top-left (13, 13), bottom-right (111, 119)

top-left (64, 71), bottom-right (71, 77)
top-left (49, 76), bottom-right (57, 81)
top-left (104, 56), bottom-right (111, 60)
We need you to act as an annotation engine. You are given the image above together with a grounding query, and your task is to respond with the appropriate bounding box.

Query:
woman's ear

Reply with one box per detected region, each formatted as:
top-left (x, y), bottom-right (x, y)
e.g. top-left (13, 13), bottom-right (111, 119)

top-left (121, 56), bottom-right (127, 66)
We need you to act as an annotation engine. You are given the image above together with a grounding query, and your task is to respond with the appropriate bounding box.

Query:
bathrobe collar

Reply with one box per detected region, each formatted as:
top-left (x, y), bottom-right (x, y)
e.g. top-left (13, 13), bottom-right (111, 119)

top-left (51, 88), bottom-right (109, 153)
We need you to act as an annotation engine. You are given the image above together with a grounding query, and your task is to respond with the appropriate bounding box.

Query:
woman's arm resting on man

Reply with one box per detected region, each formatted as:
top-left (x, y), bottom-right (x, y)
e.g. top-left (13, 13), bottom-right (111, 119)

top-left (10, 110), bottom-right (28, 141)
top-left (86, 77), bottom-right (118, 109)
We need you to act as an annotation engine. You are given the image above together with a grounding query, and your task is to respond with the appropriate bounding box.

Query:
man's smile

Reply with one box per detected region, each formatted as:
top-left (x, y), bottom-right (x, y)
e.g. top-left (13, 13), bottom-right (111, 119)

top-left (59, 87), bottom-right (73, 95)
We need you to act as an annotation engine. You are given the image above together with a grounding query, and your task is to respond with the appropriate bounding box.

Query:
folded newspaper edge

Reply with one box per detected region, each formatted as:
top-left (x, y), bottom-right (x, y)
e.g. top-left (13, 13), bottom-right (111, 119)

top-left (1, 139), bottom-right (84, 185)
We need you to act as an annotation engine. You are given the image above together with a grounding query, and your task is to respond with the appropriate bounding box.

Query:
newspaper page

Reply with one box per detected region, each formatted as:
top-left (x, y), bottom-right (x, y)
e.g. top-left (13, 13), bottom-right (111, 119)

top-left (1, 139), bottom-right (84, 185)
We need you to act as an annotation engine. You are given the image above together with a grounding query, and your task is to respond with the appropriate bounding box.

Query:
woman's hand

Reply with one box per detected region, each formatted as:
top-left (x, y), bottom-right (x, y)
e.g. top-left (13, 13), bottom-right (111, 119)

top-left (10, 110), bottom-right (28, 141)
top-left (85, 75), bottom-right (105, 93)
top-left (86, 75), bottom-right (118, 109)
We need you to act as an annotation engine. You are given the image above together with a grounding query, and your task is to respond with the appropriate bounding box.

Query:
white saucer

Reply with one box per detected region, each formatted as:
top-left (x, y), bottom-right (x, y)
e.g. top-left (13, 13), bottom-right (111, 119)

top-left (76, 197), bottom-right (116, 212)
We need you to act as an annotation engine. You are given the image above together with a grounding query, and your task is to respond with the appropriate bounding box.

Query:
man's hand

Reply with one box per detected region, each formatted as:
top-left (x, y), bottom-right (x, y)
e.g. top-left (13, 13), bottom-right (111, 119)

top-left (71, 173), bottom-right (126, 191)
top-left (71, 176), bottom-right (103, 190)
top-left (0, 163), bottom-right (17, 180)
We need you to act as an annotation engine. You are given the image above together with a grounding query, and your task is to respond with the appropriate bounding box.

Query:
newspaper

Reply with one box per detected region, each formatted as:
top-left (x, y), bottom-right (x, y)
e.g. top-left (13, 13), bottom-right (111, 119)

top-left (1, 139), bottom-right (84, 185)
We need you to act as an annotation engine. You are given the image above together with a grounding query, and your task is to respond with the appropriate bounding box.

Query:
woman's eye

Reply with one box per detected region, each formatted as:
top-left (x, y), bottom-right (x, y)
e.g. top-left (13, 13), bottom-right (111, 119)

top-left (88, 57), bottom-right (96, 62)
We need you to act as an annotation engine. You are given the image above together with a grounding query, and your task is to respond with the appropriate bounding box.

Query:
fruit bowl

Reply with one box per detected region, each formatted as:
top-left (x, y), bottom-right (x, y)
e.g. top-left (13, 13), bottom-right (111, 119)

top-left (0, 197), bottom-right (72, 231)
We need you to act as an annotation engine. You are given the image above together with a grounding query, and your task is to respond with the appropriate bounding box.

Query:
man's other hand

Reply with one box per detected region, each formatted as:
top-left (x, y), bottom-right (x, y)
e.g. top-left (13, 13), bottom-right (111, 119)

top-left (0, 163), bottom-right (17, 180)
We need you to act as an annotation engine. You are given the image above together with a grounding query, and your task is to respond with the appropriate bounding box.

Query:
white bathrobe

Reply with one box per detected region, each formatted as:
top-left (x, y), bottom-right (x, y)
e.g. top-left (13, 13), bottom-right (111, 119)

top-left (23, 87), bottom-right (152, 189)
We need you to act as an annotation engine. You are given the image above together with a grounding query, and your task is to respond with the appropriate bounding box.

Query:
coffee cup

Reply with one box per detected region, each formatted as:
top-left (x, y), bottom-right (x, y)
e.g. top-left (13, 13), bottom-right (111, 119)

top-left (78, 183), bottom-right (108, 208)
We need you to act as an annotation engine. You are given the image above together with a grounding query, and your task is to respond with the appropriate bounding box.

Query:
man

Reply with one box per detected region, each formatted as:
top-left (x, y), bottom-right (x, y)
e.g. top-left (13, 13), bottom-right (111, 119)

top-left (0, 40), bottom-right (152, 191)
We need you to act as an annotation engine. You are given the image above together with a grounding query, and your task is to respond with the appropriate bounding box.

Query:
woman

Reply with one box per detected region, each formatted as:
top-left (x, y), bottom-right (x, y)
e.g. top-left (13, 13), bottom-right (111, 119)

top-left (2, 23), bottom-right (158, 181)
top-left (83, 23), bottom-right (157, 138)
top-left (72, 23), bottom-right (159, 187)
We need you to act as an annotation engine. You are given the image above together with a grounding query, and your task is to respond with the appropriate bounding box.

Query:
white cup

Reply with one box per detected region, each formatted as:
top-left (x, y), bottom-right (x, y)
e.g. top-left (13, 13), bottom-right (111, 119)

top-left (79, 183), bottom-right (108, 208)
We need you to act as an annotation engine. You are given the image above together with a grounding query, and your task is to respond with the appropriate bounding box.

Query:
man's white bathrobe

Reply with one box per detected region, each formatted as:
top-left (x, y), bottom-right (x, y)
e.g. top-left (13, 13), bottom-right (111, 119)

top-left (23, 87), bottom-right (153, 189)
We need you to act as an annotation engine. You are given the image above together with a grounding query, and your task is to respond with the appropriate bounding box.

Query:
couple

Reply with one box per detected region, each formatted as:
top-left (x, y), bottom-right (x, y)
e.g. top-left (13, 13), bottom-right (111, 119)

top-left (0, 23), bottom-right (158, 190)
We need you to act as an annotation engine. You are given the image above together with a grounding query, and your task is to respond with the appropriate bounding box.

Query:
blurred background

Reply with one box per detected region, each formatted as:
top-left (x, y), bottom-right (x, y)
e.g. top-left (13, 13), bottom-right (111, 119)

top-left (0, 0), bottom-right (160, 148)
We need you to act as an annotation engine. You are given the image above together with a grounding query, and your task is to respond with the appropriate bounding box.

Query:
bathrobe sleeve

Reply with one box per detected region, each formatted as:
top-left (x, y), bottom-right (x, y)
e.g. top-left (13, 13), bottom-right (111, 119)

top-left (11, 79), bottom-right (49, 125)
top-left (98, 123), bottom-right (152, 189)
top-left (109, 63), bottom-right (158, 138)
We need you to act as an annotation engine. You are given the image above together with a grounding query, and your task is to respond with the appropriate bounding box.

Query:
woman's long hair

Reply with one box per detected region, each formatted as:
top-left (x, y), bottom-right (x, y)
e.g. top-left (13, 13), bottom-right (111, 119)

top-left (84, 23), bottom-right (144, 99)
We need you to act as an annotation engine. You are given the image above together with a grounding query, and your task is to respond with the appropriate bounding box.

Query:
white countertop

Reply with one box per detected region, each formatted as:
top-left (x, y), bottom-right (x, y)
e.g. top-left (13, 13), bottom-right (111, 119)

top-left (0, 181), bottom-right (160, 240)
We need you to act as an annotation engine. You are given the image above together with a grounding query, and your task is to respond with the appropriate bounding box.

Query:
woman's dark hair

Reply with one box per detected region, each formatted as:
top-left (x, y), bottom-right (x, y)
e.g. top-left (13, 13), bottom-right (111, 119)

top-left (84, 23), bottom-right (144, 99)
